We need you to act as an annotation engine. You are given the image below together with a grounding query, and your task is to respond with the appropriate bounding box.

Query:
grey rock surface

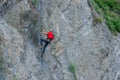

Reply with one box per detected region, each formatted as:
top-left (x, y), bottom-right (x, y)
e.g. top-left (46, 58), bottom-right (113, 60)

top-left (0, 0), bottom-right (120, 80)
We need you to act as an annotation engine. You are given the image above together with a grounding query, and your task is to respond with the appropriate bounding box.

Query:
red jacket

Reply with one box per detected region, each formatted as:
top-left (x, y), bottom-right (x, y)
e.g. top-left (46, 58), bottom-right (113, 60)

top-left (47, 31), bottom-right (54, 40)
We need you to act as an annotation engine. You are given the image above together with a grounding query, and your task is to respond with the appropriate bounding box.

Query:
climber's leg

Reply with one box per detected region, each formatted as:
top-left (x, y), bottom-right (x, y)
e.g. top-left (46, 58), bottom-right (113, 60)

top-left (41, 39), bottom-right (51, 58)
top-left (40, 38), bottom-right (47, 45)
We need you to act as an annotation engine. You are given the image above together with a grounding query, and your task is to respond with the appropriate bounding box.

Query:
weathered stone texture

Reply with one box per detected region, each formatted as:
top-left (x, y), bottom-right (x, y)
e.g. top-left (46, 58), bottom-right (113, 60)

top-left (0, 0), bottom-right (120, 80)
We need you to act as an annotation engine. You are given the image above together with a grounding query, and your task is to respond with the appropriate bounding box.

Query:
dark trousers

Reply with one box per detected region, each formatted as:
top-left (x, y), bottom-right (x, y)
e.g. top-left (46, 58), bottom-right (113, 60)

top-left (40, 38), bottom-right (51, 58)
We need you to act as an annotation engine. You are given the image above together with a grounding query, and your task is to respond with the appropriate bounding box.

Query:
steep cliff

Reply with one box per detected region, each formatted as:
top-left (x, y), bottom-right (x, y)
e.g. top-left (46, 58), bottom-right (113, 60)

top-left (0, 0), bottom-right (120, 80)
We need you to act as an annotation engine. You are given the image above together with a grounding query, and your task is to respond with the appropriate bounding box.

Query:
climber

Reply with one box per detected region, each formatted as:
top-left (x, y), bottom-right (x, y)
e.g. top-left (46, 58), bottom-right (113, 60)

top-left (40, 30), bottom-right (54, 58)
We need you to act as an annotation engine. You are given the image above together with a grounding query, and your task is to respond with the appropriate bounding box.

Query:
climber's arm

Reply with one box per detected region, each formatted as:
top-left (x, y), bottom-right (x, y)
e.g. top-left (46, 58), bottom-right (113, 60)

top-left (40, 31), bottom-right (48, 35)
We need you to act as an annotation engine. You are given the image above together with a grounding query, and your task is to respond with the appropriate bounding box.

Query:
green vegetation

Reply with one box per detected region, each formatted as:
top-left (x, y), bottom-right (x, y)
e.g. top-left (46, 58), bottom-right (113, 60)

top-left (16, 0), bottom-right (21, 2)
top-left (13, 76), bottom-right (17, 80)
top-left (0, 57), bottom-right (4, 71)
top-left (93, 16), bottom-right (103, 25)
top-left (92, 0), bottom-right (120, 35)
top-left (69, 62), bottom-right (77, 80)
top-left (31, 0), bottom-right (38, 7)
top-left (0, 50), bottom-right (5, 71)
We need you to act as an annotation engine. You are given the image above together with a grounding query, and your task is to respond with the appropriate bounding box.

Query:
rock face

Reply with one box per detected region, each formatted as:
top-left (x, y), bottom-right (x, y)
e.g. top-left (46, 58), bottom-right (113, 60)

top-left (0, 0), bottom-right (120, 80)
